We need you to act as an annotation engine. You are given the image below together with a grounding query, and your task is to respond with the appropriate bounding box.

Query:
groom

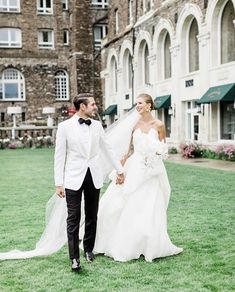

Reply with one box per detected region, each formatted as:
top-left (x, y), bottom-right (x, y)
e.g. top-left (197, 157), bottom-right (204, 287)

top-left (54, 93), bottom-right (124, 272)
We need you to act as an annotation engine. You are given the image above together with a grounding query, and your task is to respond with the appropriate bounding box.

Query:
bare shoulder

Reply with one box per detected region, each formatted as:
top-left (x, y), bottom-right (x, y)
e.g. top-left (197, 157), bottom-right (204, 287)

top-left (132, 119), bottom-right (142, 131)
top-left (153, 118), bottom-right (165, 129)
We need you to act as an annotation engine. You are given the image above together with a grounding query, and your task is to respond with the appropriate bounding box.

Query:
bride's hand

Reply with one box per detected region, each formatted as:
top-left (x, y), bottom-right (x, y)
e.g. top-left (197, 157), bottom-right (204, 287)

top-left (116, 173), bottom-right (125, 184)
top-left (56, 186), bottom-right (65, 198)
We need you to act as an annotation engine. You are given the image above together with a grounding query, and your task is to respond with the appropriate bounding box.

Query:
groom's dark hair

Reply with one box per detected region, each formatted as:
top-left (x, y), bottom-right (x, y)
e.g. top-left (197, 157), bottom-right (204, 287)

top-left (73, 93), bottom-right (94, 110)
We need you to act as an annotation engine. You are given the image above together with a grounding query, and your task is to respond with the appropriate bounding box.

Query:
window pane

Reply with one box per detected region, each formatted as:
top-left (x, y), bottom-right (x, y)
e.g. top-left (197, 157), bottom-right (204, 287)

top-left (94, 27), bottom-right (101, 39)
top-left (128, 53), bottom-right (132, 89)
top-left (189, 18), bottom-right (199, 72)
top-left (47, 31), bottom-right (52, 42)
top-left (46, 0), bottom-right (51, 8)
top-left (0, 82), bottom-right (2, 99)
top-left (63, 30), bottom-right (68, 44)
top-left (164, 108), bottom-right (171, 137)
top-left (4, 69), bottom-right (18, 79)
top-left (10, 29), bottom-right (17, 41)
top-left (55, 71), bottom-right (68, 99)
top-left (220, 101), bottom-right (235, 139)
top-left (1, 0), bottom-right (8, 6)
top-left (194, 115), bottom-right (199, 140)
top-left (10, 0), bottom-right (18, 6)
top-left (62, 0), bottom-right (67, 10)
top-left (164, 33), bottom-right (171, 79)
top-left (5, 83), bottom-right (18, 99)
top-left (221, 0), bottom-right (235, 63)
top-left (1, 69), bottom-right (25, 100)
top-left (42, 32), bottom-right (48, 42)
top-left (0, 29), bottom-right (8, 42)
top-left (38, 30), bottom-right (53, 48)
top-left (187, 113), bottom-right (191, 140)
top-left (144, 44), bottom-right (149, 84)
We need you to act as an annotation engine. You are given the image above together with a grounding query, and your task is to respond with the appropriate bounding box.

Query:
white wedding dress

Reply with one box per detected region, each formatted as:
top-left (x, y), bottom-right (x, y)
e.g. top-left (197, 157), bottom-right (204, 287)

top-left (0, 111), bottom-right (182, 261)
top-left (93, 128), bottom-right (183, 262)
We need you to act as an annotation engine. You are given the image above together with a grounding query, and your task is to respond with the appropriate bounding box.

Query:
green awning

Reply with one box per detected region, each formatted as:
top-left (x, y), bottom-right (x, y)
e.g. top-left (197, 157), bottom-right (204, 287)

top-left (198, 83), bottom-right (235, 104)
top-left (154, 95), bottom-right (171, 109)
top-left (102, 104), bottom-right (117, 115)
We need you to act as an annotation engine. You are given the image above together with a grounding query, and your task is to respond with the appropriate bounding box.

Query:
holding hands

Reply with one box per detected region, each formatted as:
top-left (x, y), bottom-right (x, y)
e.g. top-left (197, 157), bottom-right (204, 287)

top-left (116, 173), bottom-right (125, 184)
top-left (56, 186), bottom-right (65, 198)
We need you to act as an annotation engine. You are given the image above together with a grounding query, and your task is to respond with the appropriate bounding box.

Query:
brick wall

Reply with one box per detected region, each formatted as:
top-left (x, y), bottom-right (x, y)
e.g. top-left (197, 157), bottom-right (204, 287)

top-left (0, 0), bottom-right (107, 127)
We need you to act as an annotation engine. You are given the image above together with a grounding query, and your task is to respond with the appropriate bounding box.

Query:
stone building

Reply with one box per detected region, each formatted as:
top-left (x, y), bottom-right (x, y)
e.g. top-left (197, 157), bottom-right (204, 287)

top-left (0, 0), bottom-right (108, 131)
top-left (101, 0), bottom-right (235, 145)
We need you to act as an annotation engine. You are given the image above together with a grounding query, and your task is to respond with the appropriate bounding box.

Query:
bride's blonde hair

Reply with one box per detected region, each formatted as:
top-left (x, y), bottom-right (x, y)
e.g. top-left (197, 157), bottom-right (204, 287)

top-left (137, 93), bottom-right (155, 110)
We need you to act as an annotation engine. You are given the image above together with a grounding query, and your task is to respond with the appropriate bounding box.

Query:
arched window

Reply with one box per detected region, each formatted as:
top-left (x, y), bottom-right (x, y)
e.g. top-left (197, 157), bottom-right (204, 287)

top-left (128, 0), bottom-right (133, 25)
top-left (138, 40), bottom-right (150, 85)
top-left (142, 0), bottom-right (152, 13)
top-left (188, 18), bottom-right (199, 72)
top-left (123, 49), bottom-right (132, 90)
top-left (144, 42), bottom-right (150, 84)
top-left (0, 69), bottom-right (25, 100)
top-left (164, 32), bottom-right (171, 79)
top-left (114, 9), bottom-right (119, 34)
top-left (61, 0), bottom-right (68, 10)
top-left (55, 70), bottom-right (69, 100)
top-left (221, 0), bottom-right (235, 64)
top-left (110, 56), bottom-right (118, 94)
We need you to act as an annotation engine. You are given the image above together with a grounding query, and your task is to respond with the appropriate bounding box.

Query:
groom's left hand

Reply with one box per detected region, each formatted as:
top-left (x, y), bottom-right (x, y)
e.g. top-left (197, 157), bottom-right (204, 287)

top-left (116, 173), bottom-right (125, 184)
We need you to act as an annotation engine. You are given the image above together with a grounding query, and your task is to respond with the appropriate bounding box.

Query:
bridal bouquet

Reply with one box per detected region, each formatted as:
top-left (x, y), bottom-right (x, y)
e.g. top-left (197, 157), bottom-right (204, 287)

top-left (141, 140), bottom-right (168, 177)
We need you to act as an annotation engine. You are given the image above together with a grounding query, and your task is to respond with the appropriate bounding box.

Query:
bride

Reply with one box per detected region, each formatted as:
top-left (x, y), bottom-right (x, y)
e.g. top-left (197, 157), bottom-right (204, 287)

top-left (93, 93), bottom-right (182, 262)
top-left (0, 93), bottom-right (182, 262)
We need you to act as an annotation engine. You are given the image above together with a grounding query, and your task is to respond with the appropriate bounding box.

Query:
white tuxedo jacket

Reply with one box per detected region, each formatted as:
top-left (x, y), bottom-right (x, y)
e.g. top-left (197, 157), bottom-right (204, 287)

top-left (54, 114), bottom-right (124, 190)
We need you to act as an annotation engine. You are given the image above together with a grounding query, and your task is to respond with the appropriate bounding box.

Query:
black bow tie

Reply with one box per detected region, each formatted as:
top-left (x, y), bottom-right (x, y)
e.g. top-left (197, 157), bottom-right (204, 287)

top-left (78, 118), bottom-right (92, 126)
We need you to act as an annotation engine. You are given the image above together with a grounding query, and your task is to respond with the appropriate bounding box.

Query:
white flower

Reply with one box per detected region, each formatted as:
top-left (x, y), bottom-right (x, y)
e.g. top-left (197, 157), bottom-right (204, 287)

top-left (155, 141), bottom-right (168, 159)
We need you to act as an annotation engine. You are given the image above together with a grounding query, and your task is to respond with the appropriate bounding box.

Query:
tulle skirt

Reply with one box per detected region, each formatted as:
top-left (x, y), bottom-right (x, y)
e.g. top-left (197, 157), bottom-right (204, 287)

top-left (94, 154), bottom-right (183, 262)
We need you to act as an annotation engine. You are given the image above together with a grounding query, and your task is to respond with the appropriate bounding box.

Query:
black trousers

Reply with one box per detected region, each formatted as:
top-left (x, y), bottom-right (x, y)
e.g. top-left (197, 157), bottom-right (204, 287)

top-left (65, 168), bottom-right (100, 260)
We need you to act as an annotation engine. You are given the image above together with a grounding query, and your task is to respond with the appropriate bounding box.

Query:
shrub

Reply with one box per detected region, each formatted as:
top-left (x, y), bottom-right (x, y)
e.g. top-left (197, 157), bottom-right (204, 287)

top-left (0, 138), bottom-right (10, 149)
top-left (180, 142), bottom-right (235, 161)
top-left (33, 135), bottom-right (53, 148)
top-left (168, 147), bottom-right (178, 154)
top-left (8, 141), bottom-right (24, 149)
top-left (19, 134), bottom-right (33, 148)
top-left (214, 144), bottom-right (235, 161)
top-left (0, 135), bottom-right (54, 149)
top-left (179, 142), bottom-right (203, 158)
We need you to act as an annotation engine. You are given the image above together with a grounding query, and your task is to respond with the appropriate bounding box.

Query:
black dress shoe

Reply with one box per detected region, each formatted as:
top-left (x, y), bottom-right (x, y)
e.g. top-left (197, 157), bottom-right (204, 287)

top-left (71, 259), bottom-right (81, 272)
top-left (85, 251), bottom-right (94, 262)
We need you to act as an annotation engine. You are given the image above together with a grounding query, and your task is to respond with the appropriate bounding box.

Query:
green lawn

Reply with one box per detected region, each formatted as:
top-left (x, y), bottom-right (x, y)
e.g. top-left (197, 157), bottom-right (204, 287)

top-left (0, 149), bottom-right (234, 292)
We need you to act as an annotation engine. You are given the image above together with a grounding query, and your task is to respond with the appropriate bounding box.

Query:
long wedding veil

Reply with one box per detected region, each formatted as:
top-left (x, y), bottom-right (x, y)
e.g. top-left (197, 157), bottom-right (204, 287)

top-left (0, 109), bottom-right (139, 260)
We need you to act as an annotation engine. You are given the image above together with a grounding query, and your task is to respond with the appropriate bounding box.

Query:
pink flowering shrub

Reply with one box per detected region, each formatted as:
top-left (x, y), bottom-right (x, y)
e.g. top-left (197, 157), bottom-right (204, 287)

top-left (180, 142), bottom-right (235, 161)
top-left (8, 141), bottom-right (24, 149)
top-left (179, 142), bottom-right (203, 158)
top-left (214, 144), bottom-right (235, 161)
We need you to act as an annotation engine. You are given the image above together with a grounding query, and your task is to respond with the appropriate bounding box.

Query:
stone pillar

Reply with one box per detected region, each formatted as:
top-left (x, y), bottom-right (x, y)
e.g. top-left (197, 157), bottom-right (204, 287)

top-left (197, 25), bottom-right (211, 143)
top-left (169, 41), bottom-right (181, 144)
